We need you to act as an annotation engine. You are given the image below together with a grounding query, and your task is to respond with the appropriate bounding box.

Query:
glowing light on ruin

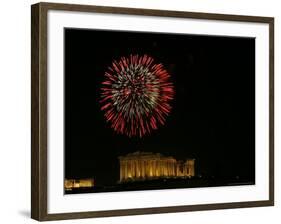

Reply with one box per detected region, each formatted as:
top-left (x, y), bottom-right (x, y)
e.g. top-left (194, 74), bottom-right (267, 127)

top-left (118, 151), bottom-right (195, 182)
top-left (64, 178), bottom-right (95, 191)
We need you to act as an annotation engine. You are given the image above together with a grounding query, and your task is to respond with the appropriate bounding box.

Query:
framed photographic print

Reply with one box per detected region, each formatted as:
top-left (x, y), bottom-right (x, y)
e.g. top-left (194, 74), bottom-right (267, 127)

top-left (31, 2), bottom-right (274, 221)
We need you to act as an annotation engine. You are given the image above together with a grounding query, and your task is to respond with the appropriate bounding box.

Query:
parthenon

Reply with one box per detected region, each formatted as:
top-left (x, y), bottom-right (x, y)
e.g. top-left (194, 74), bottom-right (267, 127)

top-left (118, 151), bottom-right (195, 182)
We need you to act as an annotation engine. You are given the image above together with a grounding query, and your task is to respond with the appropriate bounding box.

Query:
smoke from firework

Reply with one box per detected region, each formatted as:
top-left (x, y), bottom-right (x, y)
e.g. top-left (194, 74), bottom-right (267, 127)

top-left (100, 54), bottom-right (174, 138)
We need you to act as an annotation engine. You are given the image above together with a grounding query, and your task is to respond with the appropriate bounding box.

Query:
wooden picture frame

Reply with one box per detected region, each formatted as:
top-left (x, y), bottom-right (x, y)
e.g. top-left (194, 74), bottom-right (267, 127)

top-left (31, 2), bottom-right (274, 221)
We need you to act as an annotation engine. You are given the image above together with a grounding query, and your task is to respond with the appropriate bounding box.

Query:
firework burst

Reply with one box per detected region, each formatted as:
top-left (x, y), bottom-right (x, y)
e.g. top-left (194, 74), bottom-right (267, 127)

top-left (100, 54), bottom-right (174, 137)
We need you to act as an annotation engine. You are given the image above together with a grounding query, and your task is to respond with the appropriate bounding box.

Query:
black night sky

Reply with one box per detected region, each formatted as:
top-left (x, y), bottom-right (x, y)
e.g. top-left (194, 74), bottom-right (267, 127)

top-left (64, 28), bottom-right (255, 189)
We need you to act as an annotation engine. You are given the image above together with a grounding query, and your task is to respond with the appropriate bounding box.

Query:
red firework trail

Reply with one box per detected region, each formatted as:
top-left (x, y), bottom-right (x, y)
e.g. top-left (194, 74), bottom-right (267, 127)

top-left (100, 54), bottom-right (174, 138)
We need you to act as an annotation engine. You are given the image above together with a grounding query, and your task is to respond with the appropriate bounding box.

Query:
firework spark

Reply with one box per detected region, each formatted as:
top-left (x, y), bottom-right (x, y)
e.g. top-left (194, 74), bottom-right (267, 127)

top-left (100, 54), bottom-right (174, 137)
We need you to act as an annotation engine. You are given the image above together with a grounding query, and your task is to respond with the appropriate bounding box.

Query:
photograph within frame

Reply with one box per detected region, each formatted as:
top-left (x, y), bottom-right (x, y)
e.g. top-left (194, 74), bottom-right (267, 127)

top-left (64, 28), bottom-right (255, 194)
top-left (31, 2), bottom-right (274, 221)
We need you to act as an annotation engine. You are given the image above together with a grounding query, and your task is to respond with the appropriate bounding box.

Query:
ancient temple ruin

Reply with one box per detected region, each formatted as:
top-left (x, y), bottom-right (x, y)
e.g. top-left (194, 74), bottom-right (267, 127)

top-left (118, 151), bottom-right (195, 182)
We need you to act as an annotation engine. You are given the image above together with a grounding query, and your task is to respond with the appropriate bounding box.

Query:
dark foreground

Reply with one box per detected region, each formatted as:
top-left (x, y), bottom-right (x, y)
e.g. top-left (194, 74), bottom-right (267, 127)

top-left (65, 177), bottom-right (254, 194)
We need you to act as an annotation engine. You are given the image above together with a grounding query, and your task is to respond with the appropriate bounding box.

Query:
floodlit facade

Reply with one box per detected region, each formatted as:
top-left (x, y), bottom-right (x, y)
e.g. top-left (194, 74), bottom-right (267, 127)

top-left (118, 151), bottom-right (195, 182)
top-left (64, 178), bottom-right (94, 190)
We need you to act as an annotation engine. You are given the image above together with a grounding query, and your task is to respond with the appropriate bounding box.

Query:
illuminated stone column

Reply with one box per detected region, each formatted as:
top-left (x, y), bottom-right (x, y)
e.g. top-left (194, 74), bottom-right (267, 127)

top-left (161, 160), bottom-right (164, 176)
top-left (145, 160), bottom-right (149, 177)
top-left (124, 162), bottom-right (127, 179)
top-left (124, 160), bottom-right (127, 180)
top-left (183, 164), bottom-right (186, 176)
top-left (169, 161), bottom-right (172, 176)
top-left (155, 160), bottom-right (159, 176)
top-left (167, 160), bottom-right (170, 176)
top-left (152, 160), bottom-right (154, 177)
top-left (164, 160), bottom-right (168, 176)
top-left (190, 159), bottom-right (195, 176)
top-left (136, 159), bottom-right (139, 177)
top-left (126, 160), bottom-right (130, 179)
top-left (126, 160), bottom-right (129, 179)
top-left (141, 160), bottom-right (145, 178)
top-left (135, 159), bottom-right (137, 178)
top-left (155, 160), bottom-right (158, 176)
top-left (128, 160), bottom-right (132, 178)
top-left (162, 160), bottom-right (164, 176)
top-left (166, 161), bottom-right (169, 176)
top-left (119, 161), bottom-right (122, 181)
top-left (120, 161), bottom-right (123, 181)
top-left (151, 160), bottom-right (153, 177)
top-left (167, 161), bottom-right (170, 176)
top-left (136, 159), bottom-right (140, 178)
top-left (153, 160), bottom-right (156, 176)
top-left (122, 161), bottom-right (125, 180)
top-left (135, 160), bottom-right (138, 178)
top-left (129, 160), bottom-right (132, 178)
top-left (131, 160), bottom-right (134, 178)
top-left (165, 160), bottom-right (168, 176)
top-left (171, 161), bottom-right (174, 176)
top-left (132, 160), bottom-right (135, 178)
top-left (176, 163), bottom-right (180, 176)
top-left (152, 159), bottom-right (155, 176)
top-left (150, 160), bottom-right (152, 176)
top-left (142, 160), bottom-right (144, 177)
top-left (148, 160), bottom-right (151, 177)
top-left (139, 160), bottom-right (142, 178)
top-left (150, 160), bottom-right (153, 177)
top-left (147, 160), bottom-right (150, 177)
top-left (162, 160), bottom-right (166, 176)
top-left (159, 160), bottom-right (162, 176)
top-left (146, 160), bottom-right (149, 177)
top-left (143, 160), bottom-right (145, 178)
